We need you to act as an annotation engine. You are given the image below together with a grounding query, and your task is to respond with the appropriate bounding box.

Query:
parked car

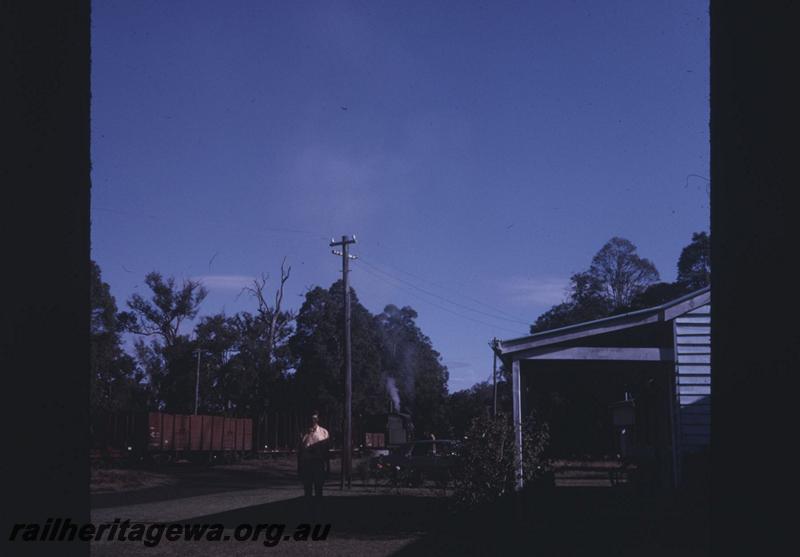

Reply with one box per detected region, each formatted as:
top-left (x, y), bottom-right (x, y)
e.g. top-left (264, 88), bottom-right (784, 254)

top-left (370, 439), bottom-right (461, 486)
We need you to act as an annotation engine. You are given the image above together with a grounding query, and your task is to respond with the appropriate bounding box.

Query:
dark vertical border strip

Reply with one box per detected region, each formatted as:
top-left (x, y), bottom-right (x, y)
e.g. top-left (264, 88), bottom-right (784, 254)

top-left (2, 1), bottom-right (90, 556)
top-left (1, 0), bottom-right (797, 555)
top-left (711, 1), bottom-right (797, 555)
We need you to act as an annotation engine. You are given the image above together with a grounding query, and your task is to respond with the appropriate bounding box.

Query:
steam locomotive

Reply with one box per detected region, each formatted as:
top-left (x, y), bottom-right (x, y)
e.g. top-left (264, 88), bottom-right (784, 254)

top-left (360, 412), bottom-right (414, 455)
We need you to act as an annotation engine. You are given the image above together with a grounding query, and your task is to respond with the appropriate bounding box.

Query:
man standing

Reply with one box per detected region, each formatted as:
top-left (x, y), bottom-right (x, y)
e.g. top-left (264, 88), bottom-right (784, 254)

top-left (297, 411), bottom-right (330, 517)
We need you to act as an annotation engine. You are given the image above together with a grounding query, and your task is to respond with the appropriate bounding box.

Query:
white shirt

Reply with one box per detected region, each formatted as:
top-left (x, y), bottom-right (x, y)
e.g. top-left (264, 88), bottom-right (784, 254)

top-left (301, 425), bottom-right (329, 448)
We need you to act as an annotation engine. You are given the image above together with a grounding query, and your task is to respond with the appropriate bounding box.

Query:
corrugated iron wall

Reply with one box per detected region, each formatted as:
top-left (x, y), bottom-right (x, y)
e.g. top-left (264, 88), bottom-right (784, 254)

top-left (673, 302), bottom-right (711, 480)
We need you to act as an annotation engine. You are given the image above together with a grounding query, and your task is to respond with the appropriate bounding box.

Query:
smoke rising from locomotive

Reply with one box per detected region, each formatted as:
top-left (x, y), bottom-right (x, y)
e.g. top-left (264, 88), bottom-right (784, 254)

top-left (386, 377), bottom-right (400, 412)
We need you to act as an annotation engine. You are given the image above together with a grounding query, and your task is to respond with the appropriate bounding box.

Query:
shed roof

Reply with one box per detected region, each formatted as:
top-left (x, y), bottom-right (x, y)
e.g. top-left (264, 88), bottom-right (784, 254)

top-left (497, 286), bottom-right (710, 357)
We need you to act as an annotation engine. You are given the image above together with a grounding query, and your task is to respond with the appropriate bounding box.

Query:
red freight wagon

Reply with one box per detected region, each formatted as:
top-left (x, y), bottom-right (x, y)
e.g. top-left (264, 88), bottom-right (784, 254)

top-left (189, 415), bottom-right (203, 451)
top-left (161, 414), bottom-right (175, 451)
top-left (243, 419), bottom-right (252, 452)
top-left (201, 415), bottom-right (213, 451)
top-left (222, 418), bottom-right (236, 450)
top-left (211, 416), bottom-right (224, 451)
top-left (175, 415), bottom-right (191, 451)
top-left (91, 410), bottom-right (255, 466)
top-left (236, 419), bottom-right (245, 451)
top-left (148, 412), bottom-right (162, 450)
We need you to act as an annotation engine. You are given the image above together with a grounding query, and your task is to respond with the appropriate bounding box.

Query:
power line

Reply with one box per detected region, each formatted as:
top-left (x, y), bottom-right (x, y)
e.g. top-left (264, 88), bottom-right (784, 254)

top-left (357, 264), bottom-right (526, 335)
top-left (356, 263), bottom-right (529, 337)
top-left (357, 257), bottom-right (532, 327)
top-left (358, 254), bottom-right (531, 323)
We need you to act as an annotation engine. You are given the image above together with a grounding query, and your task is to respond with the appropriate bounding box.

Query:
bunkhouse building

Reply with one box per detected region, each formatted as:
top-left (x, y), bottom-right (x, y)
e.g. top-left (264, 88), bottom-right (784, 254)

top-left (495, 286), bottom-right (710, 489)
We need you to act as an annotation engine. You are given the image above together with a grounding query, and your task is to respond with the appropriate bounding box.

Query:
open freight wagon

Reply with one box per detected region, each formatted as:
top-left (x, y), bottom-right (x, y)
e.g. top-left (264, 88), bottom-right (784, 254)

top-left (91, 410), bottom-right (253, 465)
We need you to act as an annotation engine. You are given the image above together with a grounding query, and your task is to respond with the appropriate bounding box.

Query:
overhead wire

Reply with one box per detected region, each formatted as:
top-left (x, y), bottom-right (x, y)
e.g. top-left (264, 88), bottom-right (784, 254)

top-left (94, 207), bottom-right (535, 336)
top-left (357, 253), bottom-right (532, 324)
top-left (357, 256), bottom-right (532, 327)
top-left (357, 263), bottom-right (526, 336)
top-left (355, 262), bottom-right (529, 337)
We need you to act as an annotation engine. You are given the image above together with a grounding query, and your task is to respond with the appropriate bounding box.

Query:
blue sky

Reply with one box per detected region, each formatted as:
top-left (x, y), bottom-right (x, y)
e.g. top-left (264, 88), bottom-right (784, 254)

top-left (91, 0), bottom-right (709, 392)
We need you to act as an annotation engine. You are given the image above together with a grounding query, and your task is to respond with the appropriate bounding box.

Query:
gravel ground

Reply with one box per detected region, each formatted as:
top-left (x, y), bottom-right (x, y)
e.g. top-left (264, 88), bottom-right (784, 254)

top-left (90, 457), bottom-right (444, 557)
top-left (91, 468), bottom-right (177, 493)
top-left (89, 456), bottom-right (709, 556)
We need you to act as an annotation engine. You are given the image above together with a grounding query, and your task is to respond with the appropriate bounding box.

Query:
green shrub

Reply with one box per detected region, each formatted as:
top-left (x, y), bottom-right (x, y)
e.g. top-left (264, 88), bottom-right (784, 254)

top-left (452, 411), bottom-right (549, 508)
top-left (355, 457), bottom-right (371, 484)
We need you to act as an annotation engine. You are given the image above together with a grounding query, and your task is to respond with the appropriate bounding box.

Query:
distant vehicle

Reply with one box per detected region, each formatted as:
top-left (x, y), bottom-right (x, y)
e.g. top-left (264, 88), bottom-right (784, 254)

top-left (370, 439), bottom-right (461, 486)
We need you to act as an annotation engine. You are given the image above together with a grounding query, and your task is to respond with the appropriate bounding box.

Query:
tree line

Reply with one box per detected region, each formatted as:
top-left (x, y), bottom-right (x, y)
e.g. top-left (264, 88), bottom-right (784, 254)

top-left (90, 260), bottom-right (449, 441)
top-left (91, 231), bottom-right (709, 443)
top-left (531, 232), bottom-right (710, 332)
top-left (446, 231), bottom-right (710, 431)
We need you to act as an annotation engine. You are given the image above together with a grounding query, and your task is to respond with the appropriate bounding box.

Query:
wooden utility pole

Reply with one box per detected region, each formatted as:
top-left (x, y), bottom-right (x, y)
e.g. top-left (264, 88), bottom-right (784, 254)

top-left (490, 338), bottom-right (499, 417)
top-left (330, 234), bottom-right (357, 488)
top-left (192, 348), bottom-right (205, 415)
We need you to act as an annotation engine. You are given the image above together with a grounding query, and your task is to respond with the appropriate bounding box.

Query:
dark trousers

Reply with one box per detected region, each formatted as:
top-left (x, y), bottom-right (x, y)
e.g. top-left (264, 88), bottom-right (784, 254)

top-left (301, 460), bottom-right (326, 498)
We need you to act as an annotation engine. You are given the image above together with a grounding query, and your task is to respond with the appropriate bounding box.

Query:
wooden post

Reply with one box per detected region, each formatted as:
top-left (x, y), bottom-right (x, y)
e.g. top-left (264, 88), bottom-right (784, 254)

top-left (512, 358), bottom-right (523, 491)
top-left (492, 338), bottom-right (498, 417)
top-left (670, 321), bottom-right (681, 487)
top-left (193, 349), bottom-right (203, 415)
top-left (330, 235), bottom-right (357, 488)
top-left (343, 237), bottom-right (352, 488)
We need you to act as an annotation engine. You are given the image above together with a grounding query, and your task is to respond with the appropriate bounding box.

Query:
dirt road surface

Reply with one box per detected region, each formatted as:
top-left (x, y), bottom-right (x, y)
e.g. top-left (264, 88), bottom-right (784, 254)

top-left (91, 457), bottom-right (442, 556)
top-left (90, 456), bottom-right (709, 556)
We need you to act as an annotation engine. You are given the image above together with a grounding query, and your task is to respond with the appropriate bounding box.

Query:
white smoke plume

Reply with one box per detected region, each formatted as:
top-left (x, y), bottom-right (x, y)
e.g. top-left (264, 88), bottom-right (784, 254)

top-left (386, 376), bottom-right (400, 412)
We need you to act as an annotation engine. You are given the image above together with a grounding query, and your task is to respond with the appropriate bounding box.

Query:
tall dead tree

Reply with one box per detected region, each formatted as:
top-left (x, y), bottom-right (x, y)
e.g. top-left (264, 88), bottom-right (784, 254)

top-left (244, 257), bottom-right (292, 363)
top-left (243, 258), bottom-right (293, 448)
